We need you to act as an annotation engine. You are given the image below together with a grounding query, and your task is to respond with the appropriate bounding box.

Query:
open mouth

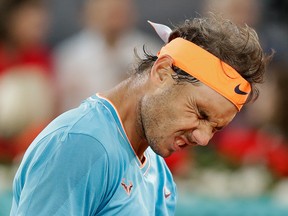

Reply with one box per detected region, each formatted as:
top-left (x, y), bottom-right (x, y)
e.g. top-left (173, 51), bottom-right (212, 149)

top-left (178, 142), bottom-right (189, 149)
top-left (173, 135), bottom-right (197, 151)
top-left (173, 139), bottom-right (189, 151)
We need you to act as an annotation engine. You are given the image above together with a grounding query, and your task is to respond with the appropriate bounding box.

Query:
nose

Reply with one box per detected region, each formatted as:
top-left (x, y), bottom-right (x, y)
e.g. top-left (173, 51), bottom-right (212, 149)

top-left (191, 126), bottom-right (214, 146)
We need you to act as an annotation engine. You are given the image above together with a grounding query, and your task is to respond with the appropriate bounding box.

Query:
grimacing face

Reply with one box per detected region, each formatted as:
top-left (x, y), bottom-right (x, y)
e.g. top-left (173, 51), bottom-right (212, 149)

top-left (140, 75), bottom-right (238, 158)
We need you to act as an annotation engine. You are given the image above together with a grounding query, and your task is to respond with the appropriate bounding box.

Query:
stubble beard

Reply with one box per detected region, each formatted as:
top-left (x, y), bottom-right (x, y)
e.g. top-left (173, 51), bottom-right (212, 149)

top-left (137, 96), bottom-right (168, 157)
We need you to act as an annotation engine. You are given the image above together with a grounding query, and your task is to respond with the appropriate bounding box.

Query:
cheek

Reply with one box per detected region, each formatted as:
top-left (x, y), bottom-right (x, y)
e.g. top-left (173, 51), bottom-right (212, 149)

top-left (141, 95), bottom-right (175, 137)
top-left (141, 87), bottom-right (198, 138)
top-left (178, 115), bottom-right (199, 128)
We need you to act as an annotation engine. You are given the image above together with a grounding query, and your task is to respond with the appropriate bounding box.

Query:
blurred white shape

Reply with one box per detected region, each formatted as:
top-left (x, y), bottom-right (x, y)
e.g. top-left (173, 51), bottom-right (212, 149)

top-left (272, 179), bottom-right (288, 206)
top-left (186, 165), bottom-right (271, 199)
top-left (0, 67), bottom-right (55, 138)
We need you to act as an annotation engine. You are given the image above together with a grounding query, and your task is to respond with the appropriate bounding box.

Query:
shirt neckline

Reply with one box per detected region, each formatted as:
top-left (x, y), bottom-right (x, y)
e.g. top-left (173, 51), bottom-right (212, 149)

top-left (93, 94), bottom-right (150, 173)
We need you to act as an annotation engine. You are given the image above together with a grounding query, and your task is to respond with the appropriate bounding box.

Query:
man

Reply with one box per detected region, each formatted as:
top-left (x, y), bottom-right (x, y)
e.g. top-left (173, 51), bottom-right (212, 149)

top-left (10, 15), bottom-right (270, 215)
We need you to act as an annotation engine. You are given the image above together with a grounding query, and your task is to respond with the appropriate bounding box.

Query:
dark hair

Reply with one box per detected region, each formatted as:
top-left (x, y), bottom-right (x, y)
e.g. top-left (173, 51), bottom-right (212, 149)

top-left (135, 14), bottom-right (273, 103)
top-left (0, 0), bottom-right (44, 41)
top-left (273, 63), bottom-right (288, 137)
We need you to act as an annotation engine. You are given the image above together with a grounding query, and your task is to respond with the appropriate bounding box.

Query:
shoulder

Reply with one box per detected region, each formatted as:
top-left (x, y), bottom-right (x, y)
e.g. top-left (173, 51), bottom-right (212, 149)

top-left (23, 99), bottom-right (113, 160)
top-left (19, 97), bottom-right (128, 182)
top-left (37, 98), bottom-right (124, 162)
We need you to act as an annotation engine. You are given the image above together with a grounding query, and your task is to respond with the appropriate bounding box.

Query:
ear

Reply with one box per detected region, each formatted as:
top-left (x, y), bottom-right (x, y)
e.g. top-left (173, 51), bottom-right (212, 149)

top-left (150, 55), bottom-right (174, 84)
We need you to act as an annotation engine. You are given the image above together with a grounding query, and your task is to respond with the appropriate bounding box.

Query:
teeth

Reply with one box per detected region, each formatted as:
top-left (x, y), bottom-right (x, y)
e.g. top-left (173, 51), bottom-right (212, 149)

top-left (175, 138), bottom-right (186, 147)
top-left (178, 142), bottom-right (187, 147)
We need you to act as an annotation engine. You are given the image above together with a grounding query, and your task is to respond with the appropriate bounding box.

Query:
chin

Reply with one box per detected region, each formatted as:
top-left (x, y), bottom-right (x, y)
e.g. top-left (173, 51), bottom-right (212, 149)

top-left (154, 149), bottom-right (174, 158)
top-left (147, 138), bottom-right (173, 158)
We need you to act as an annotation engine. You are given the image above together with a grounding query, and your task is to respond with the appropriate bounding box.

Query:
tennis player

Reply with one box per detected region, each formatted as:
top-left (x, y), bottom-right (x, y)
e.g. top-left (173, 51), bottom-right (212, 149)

top-left (10, 14), bottom-right (270, 215)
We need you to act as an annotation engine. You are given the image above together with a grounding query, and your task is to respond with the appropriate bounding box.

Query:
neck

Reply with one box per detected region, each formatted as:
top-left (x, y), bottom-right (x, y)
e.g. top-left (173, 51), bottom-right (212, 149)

top-left (101, 75), bottom-right (149, 160)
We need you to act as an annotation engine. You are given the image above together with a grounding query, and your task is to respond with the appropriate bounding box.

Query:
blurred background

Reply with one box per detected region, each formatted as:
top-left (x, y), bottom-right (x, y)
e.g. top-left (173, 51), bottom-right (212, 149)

top-left (0, 0), bottom-right (288, 215)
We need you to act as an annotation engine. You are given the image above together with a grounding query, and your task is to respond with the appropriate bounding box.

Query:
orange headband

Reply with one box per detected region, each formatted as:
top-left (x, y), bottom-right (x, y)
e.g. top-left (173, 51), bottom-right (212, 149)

top-left (158, 38), bottom-right (251, 111)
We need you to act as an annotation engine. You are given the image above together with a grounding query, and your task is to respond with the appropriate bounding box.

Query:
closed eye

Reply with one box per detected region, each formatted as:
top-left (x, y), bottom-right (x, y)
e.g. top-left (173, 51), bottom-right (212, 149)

top-left (199, 110), bottom-right (209, 120)
top-left (198, 108), bottom-right (223, 132)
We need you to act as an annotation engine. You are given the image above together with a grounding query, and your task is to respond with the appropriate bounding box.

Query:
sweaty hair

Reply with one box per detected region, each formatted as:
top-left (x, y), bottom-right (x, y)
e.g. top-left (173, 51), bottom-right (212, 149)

top-left (134, 14), bottom-right (272, 103)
